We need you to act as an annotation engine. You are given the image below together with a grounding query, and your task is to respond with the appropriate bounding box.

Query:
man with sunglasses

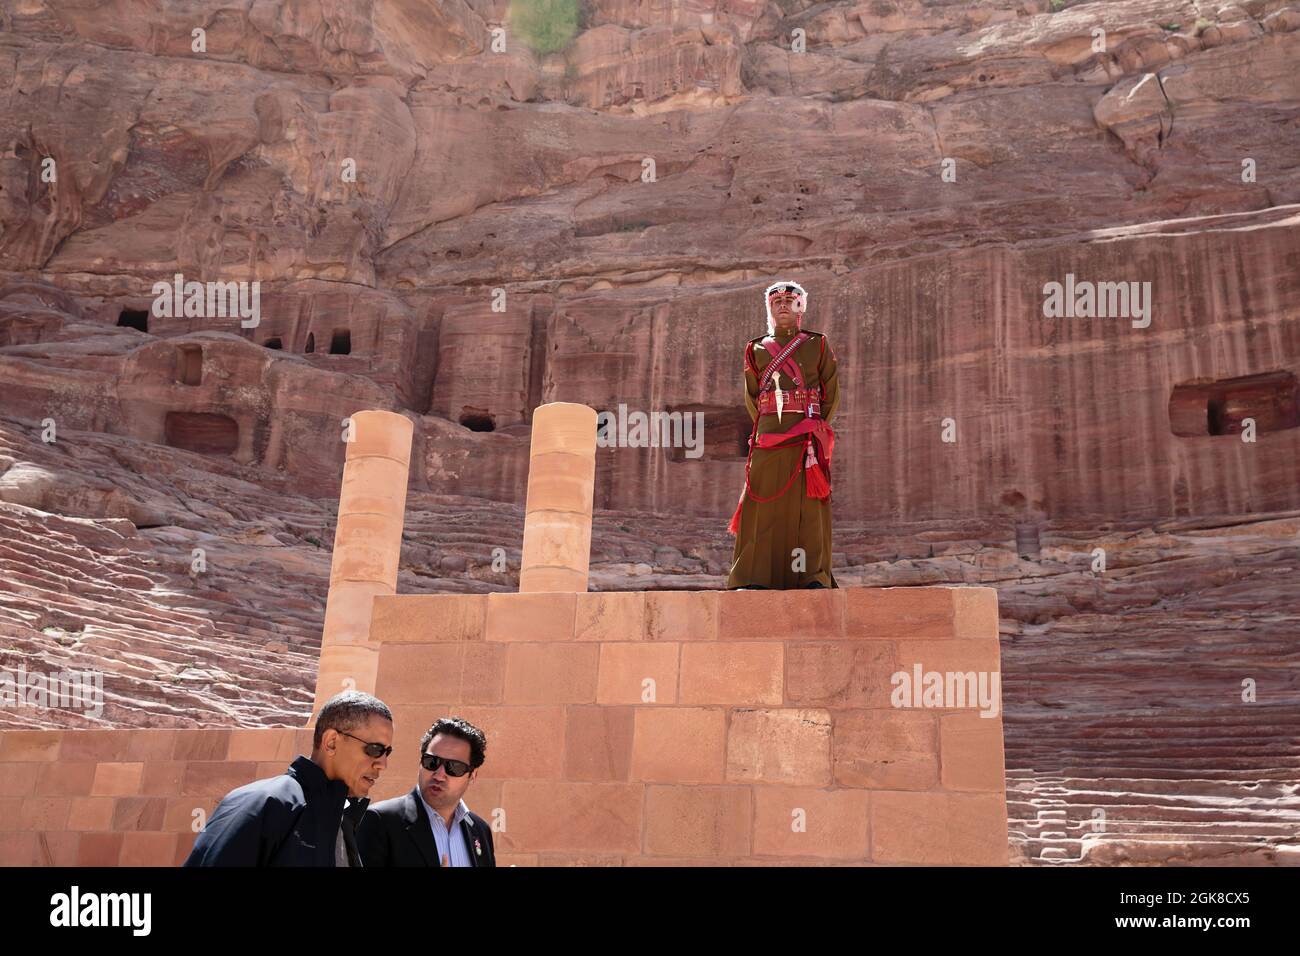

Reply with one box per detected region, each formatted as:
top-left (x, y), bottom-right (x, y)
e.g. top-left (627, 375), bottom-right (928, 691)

top-left (357, 716), bottom-right (495, 867)
top-left (727, 279), bottom-right (840, 589)
top-left (184, 690), bottom-right (393, 866)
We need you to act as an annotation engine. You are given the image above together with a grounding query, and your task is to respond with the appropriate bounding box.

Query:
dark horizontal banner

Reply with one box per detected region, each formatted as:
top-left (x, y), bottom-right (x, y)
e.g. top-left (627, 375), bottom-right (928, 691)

top-left (1, 865), bottom-right (1291, 942)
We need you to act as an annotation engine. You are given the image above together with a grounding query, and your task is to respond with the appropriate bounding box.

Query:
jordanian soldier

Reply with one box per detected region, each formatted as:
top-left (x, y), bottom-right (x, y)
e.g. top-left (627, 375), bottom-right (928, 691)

top-left (727, 280), bottom-right (840, 589)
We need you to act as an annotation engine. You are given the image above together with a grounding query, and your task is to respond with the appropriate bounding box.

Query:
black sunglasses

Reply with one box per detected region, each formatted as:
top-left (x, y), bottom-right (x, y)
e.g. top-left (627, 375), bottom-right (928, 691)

top-left (338, 731), bottom-right (393, 759)
top-left (421, 753), bottom-right (472, 777)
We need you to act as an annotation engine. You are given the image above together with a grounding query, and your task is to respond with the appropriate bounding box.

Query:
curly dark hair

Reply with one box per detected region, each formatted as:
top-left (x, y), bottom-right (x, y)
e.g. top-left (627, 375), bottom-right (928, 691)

top-left (419, 716), bottom-right (487, 769)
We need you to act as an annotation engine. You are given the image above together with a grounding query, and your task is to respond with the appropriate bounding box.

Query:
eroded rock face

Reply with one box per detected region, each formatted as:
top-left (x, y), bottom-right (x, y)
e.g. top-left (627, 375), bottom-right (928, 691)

top-left (1, 0), bottom-right (1299, 865)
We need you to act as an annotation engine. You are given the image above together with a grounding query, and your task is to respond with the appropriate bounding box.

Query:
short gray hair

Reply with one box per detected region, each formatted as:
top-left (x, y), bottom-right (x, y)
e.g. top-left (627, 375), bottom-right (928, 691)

top-left (313, 690), bottom-right (393, 749)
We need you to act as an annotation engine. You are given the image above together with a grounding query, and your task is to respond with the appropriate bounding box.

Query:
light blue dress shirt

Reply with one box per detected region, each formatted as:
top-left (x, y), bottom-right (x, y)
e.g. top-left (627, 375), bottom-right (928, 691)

top-left (419, 792), bottom-right (473, 867)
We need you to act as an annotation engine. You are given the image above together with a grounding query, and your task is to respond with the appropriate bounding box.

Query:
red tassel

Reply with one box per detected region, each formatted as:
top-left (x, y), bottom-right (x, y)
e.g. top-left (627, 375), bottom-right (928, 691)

top-left (727, 491), bottom-right (744, 534)
top-left (805, 461), bottom-right (831, 499)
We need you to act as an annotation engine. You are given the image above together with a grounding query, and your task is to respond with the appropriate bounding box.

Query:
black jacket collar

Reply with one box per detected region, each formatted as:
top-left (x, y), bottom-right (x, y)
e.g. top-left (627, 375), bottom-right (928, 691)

top-left (287, 755), bottom-right (370, 814)
top-left (403, 787), bottom-right (439, 866)
top-left (286, 755), bottom-right (370, 867)
top-left (287, 755), bottom-right (347, 800)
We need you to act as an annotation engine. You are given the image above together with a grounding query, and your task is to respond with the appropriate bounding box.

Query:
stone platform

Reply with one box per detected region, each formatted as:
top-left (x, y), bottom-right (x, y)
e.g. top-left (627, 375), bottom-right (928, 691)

top-left (364, 586), bottom-right (1007, 865)
top-left (0, 405), bottom-right (1007, 866)
top-left (0, 585), bottom-right (1007, 866)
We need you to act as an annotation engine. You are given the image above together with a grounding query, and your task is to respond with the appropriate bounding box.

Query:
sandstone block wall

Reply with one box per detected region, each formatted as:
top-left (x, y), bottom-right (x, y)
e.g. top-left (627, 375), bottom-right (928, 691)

top-left (0, 586), bottom-right (1007, 866)
top-left (0, 727), bottom-right (311, 866)
top-left (364, 586), bottom-right (1007, 866)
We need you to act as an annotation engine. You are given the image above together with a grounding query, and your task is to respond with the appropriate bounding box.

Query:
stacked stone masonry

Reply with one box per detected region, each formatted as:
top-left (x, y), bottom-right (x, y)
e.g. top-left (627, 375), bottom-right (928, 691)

top-left (0, 586), bottom-right (1008, 867)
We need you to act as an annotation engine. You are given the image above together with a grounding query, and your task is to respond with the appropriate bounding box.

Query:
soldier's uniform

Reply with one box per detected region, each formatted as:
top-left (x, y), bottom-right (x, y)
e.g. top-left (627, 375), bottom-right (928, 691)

top-left (727, 325), bottom-right (840, 589)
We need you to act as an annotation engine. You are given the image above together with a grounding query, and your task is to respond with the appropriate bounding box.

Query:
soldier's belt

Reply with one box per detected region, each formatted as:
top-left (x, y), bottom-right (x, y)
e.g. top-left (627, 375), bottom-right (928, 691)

top-left (758, 387), bottom-right (821, 416)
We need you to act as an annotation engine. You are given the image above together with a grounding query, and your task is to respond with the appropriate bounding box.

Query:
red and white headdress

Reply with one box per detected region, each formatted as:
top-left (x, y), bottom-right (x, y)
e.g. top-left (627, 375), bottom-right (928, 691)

top-left (764, 280), bottom-right (807, 335)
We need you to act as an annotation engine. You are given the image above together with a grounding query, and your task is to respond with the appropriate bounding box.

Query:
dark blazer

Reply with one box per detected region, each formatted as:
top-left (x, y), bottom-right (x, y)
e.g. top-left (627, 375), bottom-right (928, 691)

top-left (358, 787), bottom-right (496, 867)
top-left (183, 755), bottom-right (368, 867)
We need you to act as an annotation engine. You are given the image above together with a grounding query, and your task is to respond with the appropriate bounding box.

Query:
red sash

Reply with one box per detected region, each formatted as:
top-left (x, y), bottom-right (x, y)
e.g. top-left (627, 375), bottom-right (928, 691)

top-left (727, 417), bottom-right (834, 534)
top-left (753, 417), bottom-right (833, 458)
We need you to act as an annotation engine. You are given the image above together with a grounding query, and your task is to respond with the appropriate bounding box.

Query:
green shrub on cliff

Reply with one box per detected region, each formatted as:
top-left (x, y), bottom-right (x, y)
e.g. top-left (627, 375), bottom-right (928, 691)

top-left (511, 0), bottom-right (580, 55)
